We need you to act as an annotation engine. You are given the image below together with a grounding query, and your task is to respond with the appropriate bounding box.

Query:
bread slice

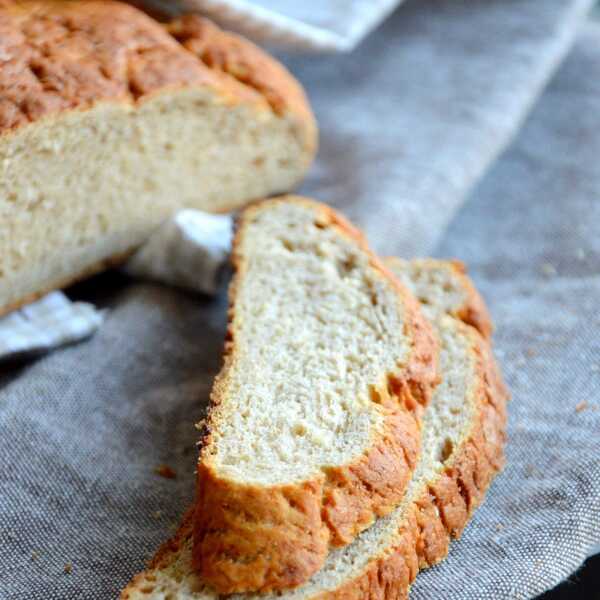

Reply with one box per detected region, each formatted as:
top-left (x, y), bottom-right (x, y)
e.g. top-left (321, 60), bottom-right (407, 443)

top-left (191, 197), bottom-right (439, 593)
top-left (0, 2), bottom-right (316, 316)
top-left (121, 258), bottom-right (508, 600)
top-left (386, 258), bottom-right (493, 339)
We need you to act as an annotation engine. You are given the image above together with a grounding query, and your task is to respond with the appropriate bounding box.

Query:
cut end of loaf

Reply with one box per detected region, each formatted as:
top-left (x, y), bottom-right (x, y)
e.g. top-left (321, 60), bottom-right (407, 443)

top-left (0, 0), bottom-right (316, 315)
top-left (0, 90), bottom-right (310, 313)
top-left (207, 197), bottom-right (421, 484)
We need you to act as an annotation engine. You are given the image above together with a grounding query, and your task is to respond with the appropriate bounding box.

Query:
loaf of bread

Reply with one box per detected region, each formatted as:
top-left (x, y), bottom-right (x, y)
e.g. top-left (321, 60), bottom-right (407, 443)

top-left (0, 1), bottom-right (316, 315)
top-left (121, 257), bottom-right (508, 600)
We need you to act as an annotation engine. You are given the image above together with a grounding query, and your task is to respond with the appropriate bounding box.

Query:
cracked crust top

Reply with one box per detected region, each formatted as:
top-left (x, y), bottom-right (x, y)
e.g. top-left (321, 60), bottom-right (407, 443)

top-left (0, 0), bottom-right (316, 156)
top-left (166, 14), bottom-right (316, 155)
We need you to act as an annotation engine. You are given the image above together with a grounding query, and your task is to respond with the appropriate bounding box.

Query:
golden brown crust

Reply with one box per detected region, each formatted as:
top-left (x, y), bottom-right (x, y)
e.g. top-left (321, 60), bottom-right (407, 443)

top-left (0, 1), bottom-right (315, 140)
top-left (166, 14), bottom-right (317, 157)
top-left (447, 259), bottom-right (494, 339)
top-left (192, 196), bottom-right (439, 594)
top-left (120, 507), bottom-right (196, 600)
top-left (0, 1), bottom-right (216, 131)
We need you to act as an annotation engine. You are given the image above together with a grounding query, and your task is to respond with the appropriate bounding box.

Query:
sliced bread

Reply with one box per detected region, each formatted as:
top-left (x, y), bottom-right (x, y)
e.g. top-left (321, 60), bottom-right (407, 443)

top-left (193, 197), bottom-right (439, 592)
top-left (121, 258), bottom-right (508, 600)
top-left (0, 2), bottom-right (316, 316)
top-left (386, 258), bottom-right (493, 339)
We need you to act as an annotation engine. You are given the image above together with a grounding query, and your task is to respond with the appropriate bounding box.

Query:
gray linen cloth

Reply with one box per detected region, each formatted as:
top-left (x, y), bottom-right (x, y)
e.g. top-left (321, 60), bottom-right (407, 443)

top-left (1, 1), bottom-right (599, 599)
top-left (412, 24), bottom-right (600, 599)
top-left (291, 0), bottom-right (594, 256)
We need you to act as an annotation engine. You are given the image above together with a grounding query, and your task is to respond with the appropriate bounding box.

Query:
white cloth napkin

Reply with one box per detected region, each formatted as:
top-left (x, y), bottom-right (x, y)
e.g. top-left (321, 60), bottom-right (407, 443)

top-left (123, 210), bottom-right (233, 296)
top-left (0, 292), bottom-right (105, 361)
top-left (0, 211), bottom-right (233, 361)
top-left (143, 0), bottom-right (405, 52)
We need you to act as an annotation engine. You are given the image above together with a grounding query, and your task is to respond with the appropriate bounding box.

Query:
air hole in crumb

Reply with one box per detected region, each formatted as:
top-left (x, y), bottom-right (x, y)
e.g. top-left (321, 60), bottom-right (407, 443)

top-left (164, 142), bottom-right (174, 151)
top-left (252, 156), bottom-right (265, 167)
top-left (314, 220), bottom-right (327, 229)
top-left (281, 239), bottom-right (294, 251)
top-left (442, 282), bottom-right (453, 292)
top-left (440, 438), bottom-right (454, 462)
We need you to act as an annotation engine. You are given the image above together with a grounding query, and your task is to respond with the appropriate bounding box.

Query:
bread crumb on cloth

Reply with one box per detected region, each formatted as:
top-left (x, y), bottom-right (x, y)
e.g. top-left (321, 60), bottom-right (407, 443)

top-left (154, 464), bottom-right (177, 479)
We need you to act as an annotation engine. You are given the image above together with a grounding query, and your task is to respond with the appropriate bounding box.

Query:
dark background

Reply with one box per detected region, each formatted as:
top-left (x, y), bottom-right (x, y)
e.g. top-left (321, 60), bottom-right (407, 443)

top-left (539, 554), bottom-right (600, 599)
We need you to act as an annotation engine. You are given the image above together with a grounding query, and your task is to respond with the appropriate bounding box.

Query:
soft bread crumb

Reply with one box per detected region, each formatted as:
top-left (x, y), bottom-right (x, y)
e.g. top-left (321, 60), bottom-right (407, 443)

top-left (0, 1), bottom-right (316, 316)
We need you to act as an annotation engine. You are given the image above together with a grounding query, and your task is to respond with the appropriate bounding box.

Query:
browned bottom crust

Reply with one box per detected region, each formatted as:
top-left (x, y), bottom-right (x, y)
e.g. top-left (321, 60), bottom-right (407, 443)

top-left (193, 405), bottom-right (422, 593)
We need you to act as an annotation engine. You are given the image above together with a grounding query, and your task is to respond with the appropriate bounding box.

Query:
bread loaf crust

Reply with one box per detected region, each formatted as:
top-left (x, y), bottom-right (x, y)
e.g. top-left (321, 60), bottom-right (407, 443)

top-left (446, 259), bottom-right (494, 339)
top-left (0, 1), bottom-right (315, 145)
top-left (166, 14), bottom-right (316, 156)
top-left (0, 1), bottom-right (317, 316)
top-left (192, 197), bottom-right (440, 593)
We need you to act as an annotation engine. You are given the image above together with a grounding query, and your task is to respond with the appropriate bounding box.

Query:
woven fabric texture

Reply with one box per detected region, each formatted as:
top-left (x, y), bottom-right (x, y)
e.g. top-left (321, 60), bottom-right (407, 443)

top-left (1, 1), bottom-right (599, 599)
